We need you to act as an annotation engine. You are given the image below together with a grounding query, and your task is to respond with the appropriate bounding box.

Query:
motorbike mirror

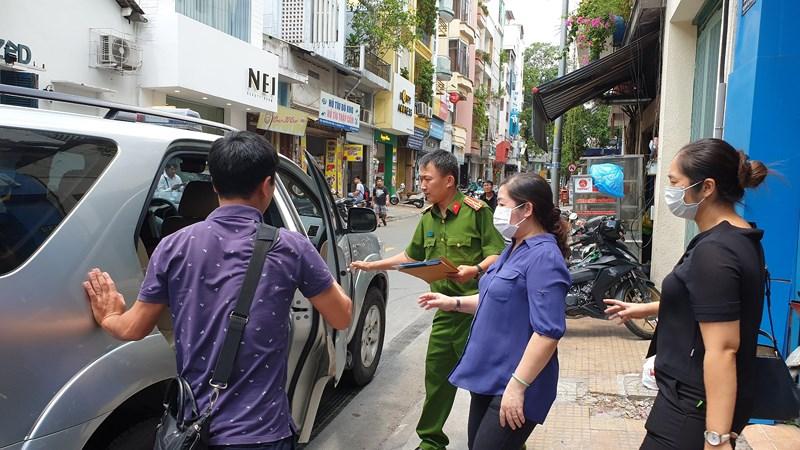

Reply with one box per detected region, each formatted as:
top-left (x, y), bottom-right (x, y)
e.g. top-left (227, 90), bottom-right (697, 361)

top-left (569, 212), bottom-right (578, 221)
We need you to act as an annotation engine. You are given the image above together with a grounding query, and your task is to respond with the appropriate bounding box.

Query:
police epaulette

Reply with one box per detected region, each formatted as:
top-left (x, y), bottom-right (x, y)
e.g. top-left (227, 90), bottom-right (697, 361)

top-left (462, 196), bottom-right (484, 211)
top-left (421, 204), bottom-right (434, 214)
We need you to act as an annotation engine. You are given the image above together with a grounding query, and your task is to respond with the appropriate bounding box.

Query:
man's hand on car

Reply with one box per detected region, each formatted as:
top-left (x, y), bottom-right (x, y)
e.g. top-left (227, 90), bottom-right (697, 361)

top-left (350, 260), bottom-right (374, 272)
top-left (83, 268), bottom-right (126, 326)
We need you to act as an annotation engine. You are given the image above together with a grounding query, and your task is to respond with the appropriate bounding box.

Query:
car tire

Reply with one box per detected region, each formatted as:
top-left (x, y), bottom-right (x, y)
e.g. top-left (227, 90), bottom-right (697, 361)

top-left (344, 288), bottom-right (386, 386)
top-left (107, 417), bottom-right (159, 450)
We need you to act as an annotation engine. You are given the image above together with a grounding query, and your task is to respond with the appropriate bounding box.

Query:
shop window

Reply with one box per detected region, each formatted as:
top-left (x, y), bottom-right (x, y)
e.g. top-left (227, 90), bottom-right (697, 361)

top-left (278, 81), bottom-right (290, 107)
top-left (176, 0), bottom-right (252, 42)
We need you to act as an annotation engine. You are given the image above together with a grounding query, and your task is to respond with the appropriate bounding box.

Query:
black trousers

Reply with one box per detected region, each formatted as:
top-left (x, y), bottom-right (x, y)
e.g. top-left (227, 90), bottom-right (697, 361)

top-left (468, 393), bottom-right (536, 450)
top-left (641, 380), bottom-right (741, 450)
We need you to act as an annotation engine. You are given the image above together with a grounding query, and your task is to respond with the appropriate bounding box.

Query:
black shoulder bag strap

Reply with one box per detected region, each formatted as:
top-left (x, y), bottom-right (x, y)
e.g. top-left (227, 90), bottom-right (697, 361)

top-left (209, 224), bottom-right (279, 390)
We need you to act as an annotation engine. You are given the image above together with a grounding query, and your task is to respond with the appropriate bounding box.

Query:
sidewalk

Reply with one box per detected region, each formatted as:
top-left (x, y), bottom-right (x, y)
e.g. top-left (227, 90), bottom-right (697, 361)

top-left (385, 204), bottom-right (426, 223)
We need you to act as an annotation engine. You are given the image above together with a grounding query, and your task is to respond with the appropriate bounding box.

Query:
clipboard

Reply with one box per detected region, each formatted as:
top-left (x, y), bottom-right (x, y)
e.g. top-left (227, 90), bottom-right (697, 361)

top-left (395, 257), bottom-right (459, 283)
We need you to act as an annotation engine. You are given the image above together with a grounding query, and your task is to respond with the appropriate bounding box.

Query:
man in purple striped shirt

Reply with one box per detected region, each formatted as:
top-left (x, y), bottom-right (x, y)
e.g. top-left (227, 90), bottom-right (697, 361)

top-left (84, 132), bottom-right (352, 449)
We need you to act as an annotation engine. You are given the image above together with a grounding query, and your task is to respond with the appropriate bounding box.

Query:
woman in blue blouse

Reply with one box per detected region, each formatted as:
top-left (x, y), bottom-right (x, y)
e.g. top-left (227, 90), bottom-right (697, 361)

top-left (418, 173), bottom-right (570, 449)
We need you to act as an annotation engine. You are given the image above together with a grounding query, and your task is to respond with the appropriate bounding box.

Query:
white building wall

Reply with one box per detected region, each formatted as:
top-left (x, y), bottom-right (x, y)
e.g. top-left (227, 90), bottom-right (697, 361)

top-left (0, 0), bottom-right (141, 111)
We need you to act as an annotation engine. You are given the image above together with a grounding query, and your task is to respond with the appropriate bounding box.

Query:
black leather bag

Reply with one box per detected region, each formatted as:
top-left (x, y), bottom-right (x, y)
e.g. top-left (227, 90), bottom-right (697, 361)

top-left (749, 273), bottom-right (800, 421)
top-left (154, 225), bottom-right (278, 450)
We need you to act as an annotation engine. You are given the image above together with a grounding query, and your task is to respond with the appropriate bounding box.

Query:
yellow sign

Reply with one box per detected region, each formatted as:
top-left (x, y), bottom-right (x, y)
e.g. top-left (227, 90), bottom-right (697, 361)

top-left (325, 139), bottom-right (344, 193)
top-left (378, 133), bottom-right (392, 142)
top-left (256, 106), bottom-right (309, 136)
top-left (344, 144), bottom-right (363, 161)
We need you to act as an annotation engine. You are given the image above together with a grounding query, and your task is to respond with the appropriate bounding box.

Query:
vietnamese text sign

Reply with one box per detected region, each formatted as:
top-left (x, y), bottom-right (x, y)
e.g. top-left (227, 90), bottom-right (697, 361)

top-left (319, 91), bottom-right (360, 132)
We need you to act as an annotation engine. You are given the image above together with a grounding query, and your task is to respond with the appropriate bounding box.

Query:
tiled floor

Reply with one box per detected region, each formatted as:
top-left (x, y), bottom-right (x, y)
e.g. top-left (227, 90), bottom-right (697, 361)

top-left (524, 318), bottom-right (800, 449)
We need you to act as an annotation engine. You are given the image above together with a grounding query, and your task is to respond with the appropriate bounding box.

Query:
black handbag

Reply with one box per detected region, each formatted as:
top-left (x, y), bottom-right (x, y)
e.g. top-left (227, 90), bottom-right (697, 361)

top-left (154, 224), bottom-right (279, 450)
top-left (749, 272), bottom-right (800, 421)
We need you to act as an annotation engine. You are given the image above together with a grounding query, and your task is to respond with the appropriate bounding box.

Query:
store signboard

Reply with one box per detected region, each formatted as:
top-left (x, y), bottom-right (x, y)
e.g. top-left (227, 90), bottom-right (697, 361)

top-left (319, 91), bottom-right (360, 132)
top-left (344, 144), bottom-right (363, 161)
top-left (573, 175), bottom-right (594, 194)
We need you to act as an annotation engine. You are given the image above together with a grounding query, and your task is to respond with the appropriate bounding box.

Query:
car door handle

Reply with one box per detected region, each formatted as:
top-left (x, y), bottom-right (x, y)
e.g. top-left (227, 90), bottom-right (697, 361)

top-left (291, 306), bottom-right (309, 312)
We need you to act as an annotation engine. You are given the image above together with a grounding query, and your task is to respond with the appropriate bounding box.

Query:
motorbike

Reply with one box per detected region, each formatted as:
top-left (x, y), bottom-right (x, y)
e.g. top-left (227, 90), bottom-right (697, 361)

top-left (389, 185), bottom-right (425, 208)
top-left (335, 196), bottom-right (366, 220)
top-left (566, 215), bottom-right (659, 339)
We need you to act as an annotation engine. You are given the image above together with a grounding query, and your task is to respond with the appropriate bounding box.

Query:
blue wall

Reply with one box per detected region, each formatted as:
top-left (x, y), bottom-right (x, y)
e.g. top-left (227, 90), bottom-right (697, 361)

top-left (724, 0), bottom-right (800, 353)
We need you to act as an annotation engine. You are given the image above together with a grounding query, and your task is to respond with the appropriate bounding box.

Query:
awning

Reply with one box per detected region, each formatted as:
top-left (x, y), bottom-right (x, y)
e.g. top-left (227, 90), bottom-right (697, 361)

top-left (257, 106), bottom-right (310, 136)
top-left (531, 32), bottom-right (659, 148)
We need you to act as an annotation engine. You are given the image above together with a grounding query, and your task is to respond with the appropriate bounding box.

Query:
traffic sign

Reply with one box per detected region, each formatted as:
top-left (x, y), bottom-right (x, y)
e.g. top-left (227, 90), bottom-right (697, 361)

top-left (568, 163), bottom-right (578, 173)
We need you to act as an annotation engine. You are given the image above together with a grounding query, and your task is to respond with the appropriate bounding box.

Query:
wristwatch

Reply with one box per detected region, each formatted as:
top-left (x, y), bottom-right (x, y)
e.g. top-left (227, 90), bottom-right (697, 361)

top-left (704, 431), bottom-right (737, 446)
top-left (454, 297), bottom-right (462, 311)
top-left (474, 264), bottom-right (485, 279)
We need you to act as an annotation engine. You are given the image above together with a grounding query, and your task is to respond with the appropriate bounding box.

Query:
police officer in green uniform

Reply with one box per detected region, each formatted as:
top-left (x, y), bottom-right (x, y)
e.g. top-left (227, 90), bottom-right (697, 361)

top-left (351, 150), bottom-right (506, 450)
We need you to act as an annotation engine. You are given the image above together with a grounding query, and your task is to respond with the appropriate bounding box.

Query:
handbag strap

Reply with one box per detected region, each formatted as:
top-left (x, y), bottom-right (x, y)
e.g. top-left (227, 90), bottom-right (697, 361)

top-left (209, 224), bottom-right (279, 390)
top-left (762, 267), bottom-right (782, 351)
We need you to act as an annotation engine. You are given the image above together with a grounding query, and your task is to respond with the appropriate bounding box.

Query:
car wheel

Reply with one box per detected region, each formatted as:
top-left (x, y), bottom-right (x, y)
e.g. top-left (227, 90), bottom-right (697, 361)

top-left (344, 288), bottom-right (386, 386)
top-left (107, 417), bottom-right (159, 450)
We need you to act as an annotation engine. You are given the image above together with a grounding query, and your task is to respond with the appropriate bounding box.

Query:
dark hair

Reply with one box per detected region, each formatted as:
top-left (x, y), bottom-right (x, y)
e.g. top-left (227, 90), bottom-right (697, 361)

top-left (483, 180), bottom-right (494, 186)
top-left (165, 162), bottom-right (178, 169)
top-left (354, 176), bottom-right (361, 181)
top-left (375, 176), bottom-right (383, 182)
top-left (500, 173), bottom-right (569, 258)
top-left (208, 131), bottom-right (279, 198)
top-left (677, 138), bottom-right (767, 204)
top-left (419, 150), bottom-right (458, 180)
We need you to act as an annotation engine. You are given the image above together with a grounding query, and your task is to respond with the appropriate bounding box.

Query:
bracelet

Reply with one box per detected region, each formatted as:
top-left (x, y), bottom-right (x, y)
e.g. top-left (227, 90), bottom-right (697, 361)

top-left (474, 265), bottom-right (484, 279)
top-left (454, 297), bottom-right (462, 311)
top-left (511, 373), bottom-right (531, 388)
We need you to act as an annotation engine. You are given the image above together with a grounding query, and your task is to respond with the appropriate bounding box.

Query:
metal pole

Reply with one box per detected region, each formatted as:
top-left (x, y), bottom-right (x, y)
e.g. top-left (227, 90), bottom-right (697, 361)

top-left (551, 0), bottom-right (569, 203)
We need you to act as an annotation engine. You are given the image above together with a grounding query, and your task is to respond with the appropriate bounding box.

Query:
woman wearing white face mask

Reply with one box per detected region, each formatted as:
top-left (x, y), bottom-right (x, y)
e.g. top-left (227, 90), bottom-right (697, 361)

top-left (417, 173), bottom-right (570, 450)
top-left (605, 138), bottom-right (768, 450)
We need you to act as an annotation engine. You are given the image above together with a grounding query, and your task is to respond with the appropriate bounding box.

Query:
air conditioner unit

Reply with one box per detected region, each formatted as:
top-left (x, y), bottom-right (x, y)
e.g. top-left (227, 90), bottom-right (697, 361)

top-left (98, 34), bottom-right (141, 71)
top-left (415, 102), bottom-right (432, 118)
top-left (360, 108), bottom-right (373, 124)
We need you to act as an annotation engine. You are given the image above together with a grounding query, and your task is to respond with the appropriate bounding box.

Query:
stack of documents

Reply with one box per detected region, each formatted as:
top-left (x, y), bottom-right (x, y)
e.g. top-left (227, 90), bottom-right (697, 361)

top-left (395, 257), bottom-right (459, 283)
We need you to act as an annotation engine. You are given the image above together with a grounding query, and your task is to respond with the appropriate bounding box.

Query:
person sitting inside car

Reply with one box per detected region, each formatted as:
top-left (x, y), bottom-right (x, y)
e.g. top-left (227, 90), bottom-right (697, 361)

top-left (84, 131), bottom-right (353, 449)
top-left (157, 161), bottom-right (184, 192)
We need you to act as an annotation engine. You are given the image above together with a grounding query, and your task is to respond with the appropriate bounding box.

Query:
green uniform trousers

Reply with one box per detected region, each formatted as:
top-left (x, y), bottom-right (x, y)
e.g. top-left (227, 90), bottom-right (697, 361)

top-left (416, 309), bottom-right (473, 450)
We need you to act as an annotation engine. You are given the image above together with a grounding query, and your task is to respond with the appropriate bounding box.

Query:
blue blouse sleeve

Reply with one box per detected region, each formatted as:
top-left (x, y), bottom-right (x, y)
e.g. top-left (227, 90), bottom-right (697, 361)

top-left (525, 249), bottom-right (569, 339)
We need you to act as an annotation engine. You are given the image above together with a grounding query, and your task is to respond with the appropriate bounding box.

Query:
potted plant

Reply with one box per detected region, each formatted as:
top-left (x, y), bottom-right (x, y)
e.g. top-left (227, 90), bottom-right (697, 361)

top-left (565, 0), bottom-right (631, 63)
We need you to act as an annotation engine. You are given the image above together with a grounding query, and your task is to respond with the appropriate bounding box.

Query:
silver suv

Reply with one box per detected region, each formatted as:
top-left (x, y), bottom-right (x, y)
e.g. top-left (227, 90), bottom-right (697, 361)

top-left (0, 87), bottom-right (388, 449)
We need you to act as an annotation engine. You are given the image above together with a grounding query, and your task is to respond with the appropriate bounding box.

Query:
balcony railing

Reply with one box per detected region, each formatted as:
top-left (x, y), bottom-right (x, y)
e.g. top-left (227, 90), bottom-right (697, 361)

top-left (344, 46), bottom-right (391, 83)
top-left (435, 56), bottom-right (452, 81)
top-left (439, 0), bottom-right (455, 21)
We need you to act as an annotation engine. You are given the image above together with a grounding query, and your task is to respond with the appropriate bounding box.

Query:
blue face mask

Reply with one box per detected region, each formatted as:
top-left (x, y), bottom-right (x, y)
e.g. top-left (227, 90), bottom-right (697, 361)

top-left (664, 181), bottom-right (705, 220)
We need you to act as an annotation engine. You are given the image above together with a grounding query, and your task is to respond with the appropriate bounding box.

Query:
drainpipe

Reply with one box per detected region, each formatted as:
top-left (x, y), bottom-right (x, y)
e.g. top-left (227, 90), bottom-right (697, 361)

top-left (713, 0), bottom-right (730, 139)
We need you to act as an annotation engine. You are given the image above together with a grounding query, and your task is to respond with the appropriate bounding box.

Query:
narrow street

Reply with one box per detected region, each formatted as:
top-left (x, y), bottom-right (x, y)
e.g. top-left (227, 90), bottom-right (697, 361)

top-left (306, 207), bottom-right (661, 450)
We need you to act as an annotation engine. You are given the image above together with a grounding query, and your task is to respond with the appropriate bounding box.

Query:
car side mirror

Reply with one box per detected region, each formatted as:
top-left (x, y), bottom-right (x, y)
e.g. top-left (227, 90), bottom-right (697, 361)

top-left (347, 207), bottom-right (377, 233)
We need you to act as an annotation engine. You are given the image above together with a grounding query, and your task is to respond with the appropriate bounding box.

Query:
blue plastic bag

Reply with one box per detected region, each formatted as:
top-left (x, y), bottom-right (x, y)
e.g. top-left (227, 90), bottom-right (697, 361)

top-left (589, 163), bottom-right (624, 198)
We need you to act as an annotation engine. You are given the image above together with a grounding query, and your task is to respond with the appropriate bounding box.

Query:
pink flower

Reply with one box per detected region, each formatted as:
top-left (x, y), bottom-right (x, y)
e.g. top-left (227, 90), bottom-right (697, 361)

top-left (591, 18), bottom-right (602, 28)
top-left (565, 18), bottom-right (573, 27)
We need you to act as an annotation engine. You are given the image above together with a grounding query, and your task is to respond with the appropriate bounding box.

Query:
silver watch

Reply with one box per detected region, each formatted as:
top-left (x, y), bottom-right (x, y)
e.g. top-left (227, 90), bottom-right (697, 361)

top-left (704, 431), bottom-right (736, 446)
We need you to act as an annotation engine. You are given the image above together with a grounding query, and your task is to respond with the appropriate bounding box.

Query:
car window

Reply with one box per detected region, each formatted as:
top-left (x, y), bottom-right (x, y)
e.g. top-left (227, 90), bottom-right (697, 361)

top-left (278, 170), bottom-right (326, 248)
top-left (0, 126), bottom-right (116, 275)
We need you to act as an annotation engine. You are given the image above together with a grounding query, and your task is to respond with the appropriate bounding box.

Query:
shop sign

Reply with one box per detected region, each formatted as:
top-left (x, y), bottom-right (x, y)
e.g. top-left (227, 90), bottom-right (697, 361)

top-left (573, 175), bottom-right (594, 194)
top-left (248, 68), bottom-right (277, 103)
top-left (406, 127), bottom-right (425, 151)
top-left (344, 144), bottom-right (364, 161)
top-left (0, 39), bottom-right (32, 65)
top-left (319, 91), bottom-right (360, 132)
top-left (374, 130), bottom-right (397, 146)
top-left (256, 106), bottom-right (308, 136)
top-left (325, 139), bottom-right (344, 193)
top-left (429, 118), bottom-right (445, 140)
top-left (390, 77), bottom-right (415, 135)
top-left (436, 98), bottom-right (450, 120)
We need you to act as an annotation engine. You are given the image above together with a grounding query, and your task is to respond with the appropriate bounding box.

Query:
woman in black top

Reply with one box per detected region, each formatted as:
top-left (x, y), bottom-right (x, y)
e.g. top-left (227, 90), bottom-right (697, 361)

top-left (604, 138), bottom-right (768, 450)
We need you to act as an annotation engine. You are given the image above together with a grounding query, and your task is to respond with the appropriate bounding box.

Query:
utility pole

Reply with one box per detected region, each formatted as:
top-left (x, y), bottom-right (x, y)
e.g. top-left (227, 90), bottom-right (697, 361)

top-left (551, 0), bottom-right (569, 203)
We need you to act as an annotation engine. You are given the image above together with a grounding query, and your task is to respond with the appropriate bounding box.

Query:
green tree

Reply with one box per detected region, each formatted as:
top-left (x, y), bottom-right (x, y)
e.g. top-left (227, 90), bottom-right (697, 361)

top-left (561, 104), bottom-right (612, 175)
top-left (472, 87), bottom-right (490, 142)
top-left (349, 0), bottom-right (417, 57)
top-left (416, 0), bottom-right (437, 37)
top-left (520, 42), bottom-right (560, 154)
top-left (414, 59), bottom-right (434, 105)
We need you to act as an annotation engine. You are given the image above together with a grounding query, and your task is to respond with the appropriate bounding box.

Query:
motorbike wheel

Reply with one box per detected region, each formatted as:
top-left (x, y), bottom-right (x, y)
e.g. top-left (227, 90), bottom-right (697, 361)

top-left (615, 281), bottom-right (659, 340)
top-left (389, 196), bottom-right (399, 205)
top-left (412, 199), bottom-right (424, 208)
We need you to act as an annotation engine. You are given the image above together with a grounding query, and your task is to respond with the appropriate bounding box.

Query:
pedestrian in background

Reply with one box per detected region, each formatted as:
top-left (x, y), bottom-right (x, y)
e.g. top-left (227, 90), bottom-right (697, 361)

top-left (350, 176), bottom-right (365, 202)
top-left (373, 176), bottom-right (388, 227)
top-left (418, 173), bottom-right (570, 450)
top-left (84, 131), bottom-right (353, 449)
top-left (350, 150), bottom-right (506, 450)
top-left (479, 180), bottom-right (497, 211)
top-left (605, 138), bottom-right (768, 450)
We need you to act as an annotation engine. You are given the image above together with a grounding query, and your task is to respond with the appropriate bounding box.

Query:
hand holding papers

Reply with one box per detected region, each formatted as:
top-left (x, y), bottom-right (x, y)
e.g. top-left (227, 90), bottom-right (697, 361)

top-left (395, 257), bottom-right (459, 284)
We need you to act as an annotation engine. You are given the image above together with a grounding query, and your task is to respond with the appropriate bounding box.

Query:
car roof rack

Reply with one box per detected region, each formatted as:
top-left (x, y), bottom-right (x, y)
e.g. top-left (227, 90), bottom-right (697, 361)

top-left (0, 84), bottom-right (237, 134)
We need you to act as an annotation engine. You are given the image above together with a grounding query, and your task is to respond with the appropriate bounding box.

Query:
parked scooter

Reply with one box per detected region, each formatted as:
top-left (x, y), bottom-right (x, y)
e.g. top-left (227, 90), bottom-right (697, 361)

top-left (389, 185), bottom-right (425, 208)
top-left (566, 215), bottom-right (659, 339)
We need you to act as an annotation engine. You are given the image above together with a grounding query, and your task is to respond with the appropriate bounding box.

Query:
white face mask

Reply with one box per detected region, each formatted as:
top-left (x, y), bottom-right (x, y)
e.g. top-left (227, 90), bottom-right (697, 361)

top-left (493, 203), bottom-right (527, 239)
top-left (664, 181), bottom-right (705, 220)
